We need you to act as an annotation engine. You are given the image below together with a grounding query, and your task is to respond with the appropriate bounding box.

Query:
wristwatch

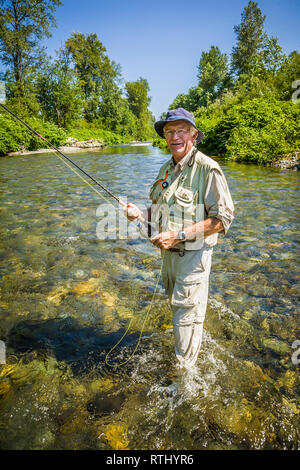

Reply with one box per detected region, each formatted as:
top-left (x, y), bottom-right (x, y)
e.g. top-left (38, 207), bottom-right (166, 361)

top-left (177, 230), bottom-right (186, 241)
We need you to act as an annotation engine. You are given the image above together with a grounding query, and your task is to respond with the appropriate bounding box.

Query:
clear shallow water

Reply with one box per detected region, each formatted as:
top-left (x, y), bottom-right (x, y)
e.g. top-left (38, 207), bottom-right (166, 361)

top-left (0, 145), bottom-right (299, 450)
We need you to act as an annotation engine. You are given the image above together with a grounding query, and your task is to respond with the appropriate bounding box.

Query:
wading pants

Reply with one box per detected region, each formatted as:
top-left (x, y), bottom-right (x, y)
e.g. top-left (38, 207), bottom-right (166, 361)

top-left (161, 247), bottom-right (213, 368)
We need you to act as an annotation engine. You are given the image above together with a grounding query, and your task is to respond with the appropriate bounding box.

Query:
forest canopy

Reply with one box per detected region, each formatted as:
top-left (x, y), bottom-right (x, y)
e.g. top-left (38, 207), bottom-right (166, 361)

top-left (153, 1), bottom-right (300, 164)
top-left (0, 0), bottom-right (299, 162)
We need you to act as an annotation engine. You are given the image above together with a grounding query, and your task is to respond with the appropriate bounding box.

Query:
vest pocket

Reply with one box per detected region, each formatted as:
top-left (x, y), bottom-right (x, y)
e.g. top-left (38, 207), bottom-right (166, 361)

top-left (174, 186), bottom-right (194, 207)
top-left (169, 186), bottom-right (196, 231)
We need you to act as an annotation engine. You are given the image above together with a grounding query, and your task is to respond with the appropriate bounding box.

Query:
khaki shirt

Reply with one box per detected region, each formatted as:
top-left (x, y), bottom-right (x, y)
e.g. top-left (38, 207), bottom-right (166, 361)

top-left (149, 147), bottom-right (234, 247)
top-left (168, 148), bottom-right (234, 235)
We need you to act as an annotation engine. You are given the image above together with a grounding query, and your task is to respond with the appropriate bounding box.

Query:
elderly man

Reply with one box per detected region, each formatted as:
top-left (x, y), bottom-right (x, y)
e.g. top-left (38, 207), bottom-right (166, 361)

top-left (126, 108), bottom-right (234, 370)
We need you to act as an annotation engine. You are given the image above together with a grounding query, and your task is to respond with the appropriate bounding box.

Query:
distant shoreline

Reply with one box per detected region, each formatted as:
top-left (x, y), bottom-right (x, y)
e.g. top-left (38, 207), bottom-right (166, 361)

top-left (5, 141), bottom-right (153, 157)
top-left (4, 144), bottom-right (299, 170)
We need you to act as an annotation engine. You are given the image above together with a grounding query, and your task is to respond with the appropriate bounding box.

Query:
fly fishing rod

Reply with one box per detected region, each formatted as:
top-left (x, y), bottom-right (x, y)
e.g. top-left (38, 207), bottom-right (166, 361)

top-left (1, 102), bottom-right (159, 367)
top-left (0, 102), bottom-right (152, 232)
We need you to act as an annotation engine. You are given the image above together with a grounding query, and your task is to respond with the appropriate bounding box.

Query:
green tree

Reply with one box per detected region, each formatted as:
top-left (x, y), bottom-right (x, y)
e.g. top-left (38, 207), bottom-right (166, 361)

top-left (198, 46), bottom-right (231, 101)
top-left (170, 86), bottom-right (207, 113)
top-left (0, 0), bottom-right (61, 112)
top-left (64, 32), bottom-right (121, 123)
top-left (98, 80), bottom-right (137, 135)
top-left (274, 51), bottom-right (300, 101)
top-left (231, 1), bottom-right (267, 78)
top-left (261, 36), bottom-right (284, 74)
top-left (36, 55), bottom-right (84, 129)
top-left (125, 77), bottom-right (154, 140)
top-left (125, 77), bottom-right (151, 118)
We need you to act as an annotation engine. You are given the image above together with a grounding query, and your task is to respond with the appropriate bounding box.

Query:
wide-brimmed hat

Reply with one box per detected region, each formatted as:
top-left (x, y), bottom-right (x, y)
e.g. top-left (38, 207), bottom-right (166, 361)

top-left (154, 107), bottom-right (204, 144)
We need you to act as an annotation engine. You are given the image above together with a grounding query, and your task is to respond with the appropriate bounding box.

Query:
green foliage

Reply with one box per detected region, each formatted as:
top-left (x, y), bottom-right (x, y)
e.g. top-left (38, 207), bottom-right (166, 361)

top-left (152, 136), bottom-right (168, 150)
top-left (161, 2), bottom-right (299, 165)
top-left (36, 56), bottom-right (84, 129)
top-left (125, 78), bottom-right (150, 118)
top-left (64, 32), bottom-right (122, 124)
top-left (196, 98), bottom-right (300, 163)
top-left (0, 0), bottom-right (62, 90)
top-left (0, 113), bottom-right (31, 154)
top-left (0, 24), bottom-right (156, 152)
top-left (0, 112), bottom-right (67, 155)
top-left (26, 118), bottom-right (68, 150)
top-left (67, 125), bottom-right (129, 145)
top-left (125, 77), bottom-right (154, 140)
top-left (274, 51), bottom-right (300, 101)
top-left (198, 46), bottom-right (231, 102)
top-left (169, 87), bottom-right (208, 113)
top-left (231, 1), bottom-right (267, 77)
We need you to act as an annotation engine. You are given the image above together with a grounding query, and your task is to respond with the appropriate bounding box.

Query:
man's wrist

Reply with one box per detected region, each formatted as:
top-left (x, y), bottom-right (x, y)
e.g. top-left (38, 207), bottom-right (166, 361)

top-left (172, 229), bottom-right (186, 245)
top-left (177, 229), bottom-right (186, 241)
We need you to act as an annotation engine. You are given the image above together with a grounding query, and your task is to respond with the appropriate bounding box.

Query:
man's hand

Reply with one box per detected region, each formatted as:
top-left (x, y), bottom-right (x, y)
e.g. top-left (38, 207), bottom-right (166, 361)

top-left (124, 203), bottom-right (143, 221)
top-left (150, 230), bottom-right (180, 250)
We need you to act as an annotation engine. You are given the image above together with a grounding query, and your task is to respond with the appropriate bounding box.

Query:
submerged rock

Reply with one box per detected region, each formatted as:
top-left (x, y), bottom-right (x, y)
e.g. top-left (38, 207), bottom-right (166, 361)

top-left (47, 286), bottom-right (70, 305)
top-left (104, 422), bottom-right (129, 450)
top-left (86, 390), bottom-right (126, 417)
top-left (262, 337), bottom-right (290, 356)
top-left (0, 378), bottom-right (11, 397)
top-left (278, 370), bottom-right (299, 395)
top-left (101, 291), bottom-right (117, 307)
top-left (59, 407), bottom-right (90, 435)
top-left (271, 154), bottom-right (300, 170)
top-left (72, 277), bottom-right (101, 295)
top-left (88, 377), bottom-right (116, 394)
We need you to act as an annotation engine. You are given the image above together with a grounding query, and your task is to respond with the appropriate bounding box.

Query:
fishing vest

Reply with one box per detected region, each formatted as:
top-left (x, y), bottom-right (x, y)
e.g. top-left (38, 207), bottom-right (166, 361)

top-left (149, 148), bottom-right (222, 250)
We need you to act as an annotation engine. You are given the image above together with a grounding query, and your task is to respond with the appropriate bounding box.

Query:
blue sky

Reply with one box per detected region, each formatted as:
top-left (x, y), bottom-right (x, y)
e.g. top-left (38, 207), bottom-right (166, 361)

top-left (40, 0), bottom-right (299, 118)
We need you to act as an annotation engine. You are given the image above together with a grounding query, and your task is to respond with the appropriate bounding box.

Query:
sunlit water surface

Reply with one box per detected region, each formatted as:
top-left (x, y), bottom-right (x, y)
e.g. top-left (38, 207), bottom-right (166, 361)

top-left (0, 145), bottom-right (299, 450)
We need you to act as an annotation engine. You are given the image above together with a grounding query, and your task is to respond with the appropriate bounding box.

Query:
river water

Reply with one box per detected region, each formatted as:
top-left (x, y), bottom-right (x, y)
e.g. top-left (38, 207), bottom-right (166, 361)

top-left (0, 145), bottom-right (299, 450)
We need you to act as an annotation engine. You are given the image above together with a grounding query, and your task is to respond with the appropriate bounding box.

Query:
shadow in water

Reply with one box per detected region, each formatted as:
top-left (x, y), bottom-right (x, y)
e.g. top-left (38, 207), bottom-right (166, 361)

top-left (6, 316), bottom-right (140, 374)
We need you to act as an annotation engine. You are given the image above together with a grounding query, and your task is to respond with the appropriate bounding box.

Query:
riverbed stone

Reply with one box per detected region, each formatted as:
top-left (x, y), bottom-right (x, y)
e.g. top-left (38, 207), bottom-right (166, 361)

top-left (72, 277), bottom-right (101, 295)
top-left (47, 286), bottom-right (70, 305)
top-left (59, 407), bottom-right (90, 435)
top-left (278, 370), bottom-right (298, 394)
top-left (104, 422), bottom-right (129, 450)
top-left (262, 337), bottom-right (290, 356)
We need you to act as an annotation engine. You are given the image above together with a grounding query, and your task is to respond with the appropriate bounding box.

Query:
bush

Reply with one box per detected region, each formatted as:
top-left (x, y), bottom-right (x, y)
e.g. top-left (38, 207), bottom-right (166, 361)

top-left (26, 118), bottom-right (67, 150)
top-left (0, 112), bottom-right (67, 155)
top-left (195, 97), bottom-right (300, 163)
top-left (152, 136), bottom-right (168, 150)
top-left (0, 113), bottom-right (31, 155)
top-left (67, 127), bottom-right (129, 145)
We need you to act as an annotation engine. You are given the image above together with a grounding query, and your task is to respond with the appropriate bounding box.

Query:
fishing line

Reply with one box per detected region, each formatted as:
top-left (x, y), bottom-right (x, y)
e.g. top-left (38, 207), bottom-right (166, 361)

top-left (105, 256), bottom-right (163, 368)
top-left (53, 151), bottom-right (117, 208)
top-left (0, 102), bottom-right (162, 367)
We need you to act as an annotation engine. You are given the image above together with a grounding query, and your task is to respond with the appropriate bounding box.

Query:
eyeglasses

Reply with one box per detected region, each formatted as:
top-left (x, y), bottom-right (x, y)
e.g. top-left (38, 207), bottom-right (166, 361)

top-left (164, 129), bottom-right (190, 138)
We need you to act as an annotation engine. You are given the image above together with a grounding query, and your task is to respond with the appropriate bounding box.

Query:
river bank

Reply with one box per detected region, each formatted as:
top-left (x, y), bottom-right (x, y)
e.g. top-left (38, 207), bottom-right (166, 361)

top-left (6, 140), bottom-right (153, 157)
top-left (270, 152), bottom-right (300, 170)
top-left (4, 140), bottom-right (299, 171)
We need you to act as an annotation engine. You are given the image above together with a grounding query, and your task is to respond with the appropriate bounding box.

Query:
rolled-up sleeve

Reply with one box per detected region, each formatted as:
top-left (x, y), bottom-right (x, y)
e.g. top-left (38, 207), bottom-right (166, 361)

top-left (204, 169), bottom-right (234, 235)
